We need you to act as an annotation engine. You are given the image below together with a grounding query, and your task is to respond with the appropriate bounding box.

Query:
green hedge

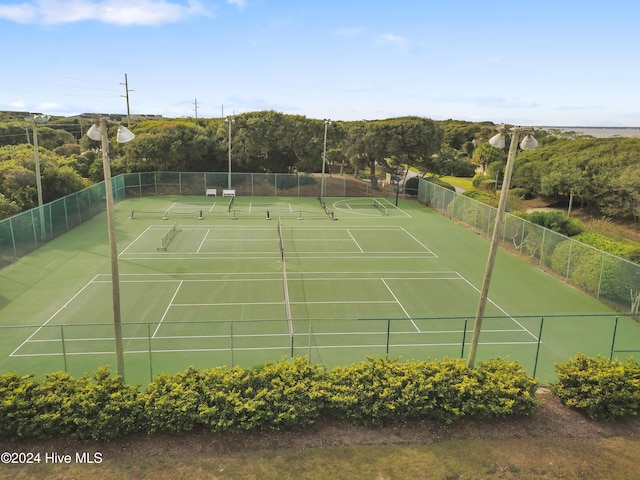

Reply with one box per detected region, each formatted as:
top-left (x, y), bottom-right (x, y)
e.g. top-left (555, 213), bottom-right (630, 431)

top-left (0, 367), bottom-right (143, 441)
top-left (324, 357), bottom-right (539, 425)
top-left (1, 357), bottom-right (540, 440)
top-left (550, 354), bottom-right (640, 420)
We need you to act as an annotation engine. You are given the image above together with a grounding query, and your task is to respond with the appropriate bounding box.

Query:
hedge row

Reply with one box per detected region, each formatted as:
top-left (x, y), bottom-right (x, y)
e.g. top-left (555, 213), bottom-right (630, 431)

top-left (550, 354), bottom-right (640, 420)
top-left (0, 356), bottom-right (539, 441)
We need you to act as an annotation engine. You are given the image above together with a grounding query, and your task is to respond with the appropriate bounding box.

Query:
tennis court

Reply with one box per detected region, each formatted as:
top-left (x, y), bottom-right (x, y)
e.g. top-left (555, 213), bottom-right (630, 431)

top-left (1, 195), bottom-right (637, 384)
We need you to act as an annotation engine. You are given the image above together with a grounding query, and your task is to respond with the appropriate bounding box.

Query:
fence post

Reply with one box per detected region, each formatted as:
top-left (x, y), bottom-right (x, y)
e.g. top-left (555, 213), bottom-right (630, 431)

top-left (460, 318), bottom-right (468, 358)
top-left (307, 319), bottom-right (312, 364)
top-left (230, 322), bottom-right (234, 366)
top-left (60, 325), bottom-right (68, 372)
top-left (386, 318), bottom-right (391, 355)
top-left (609, 315), bottom-right (619, 361)
top-left (533, 317), bottom-right (544, 378)
top-left (147, 323), bottom-right (153, 382)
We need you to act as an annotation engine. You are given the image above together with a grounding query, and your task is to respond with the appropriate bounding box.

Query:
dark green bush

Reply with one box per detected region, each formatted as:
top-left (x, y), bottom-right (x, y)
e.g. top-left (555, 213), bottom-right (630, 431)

top-left (510, 187), bottom-right (530, 200)
top-left (525, 210), bottom-right (583, 237)
top-left (574, 232), bottom-right (640, 262)
top-left (550, 354), bottom-right (640, 420)
top-left (404, 176), bottom-right (419, 196)
top-left (425, 176), bottom-right (456, 191)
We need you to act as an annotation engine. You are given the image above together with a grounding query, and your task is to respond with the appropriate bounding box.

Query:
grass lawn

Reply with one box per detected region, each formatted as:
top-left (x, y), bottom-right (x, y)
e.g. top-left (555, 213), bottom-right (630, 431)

top-left (5, 437), bottom-right (640, 480)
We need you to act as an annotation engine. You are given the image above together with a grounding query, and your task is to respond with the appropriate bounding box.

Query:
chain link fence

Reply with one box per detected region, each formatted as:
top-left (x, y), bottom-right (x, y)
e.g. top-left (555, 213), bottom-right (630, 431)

top-left (417, 178), bottom-right (640, 313)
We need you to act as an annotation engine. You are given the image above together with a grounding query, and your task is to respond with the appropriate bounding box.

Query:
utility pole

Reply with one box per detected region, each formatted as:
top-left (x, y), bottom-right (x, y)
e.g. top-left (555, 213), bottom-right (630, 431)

top-left (194, 99), bottom-right (198, 118)
top-left (120, 74), bottom-right (133, 126)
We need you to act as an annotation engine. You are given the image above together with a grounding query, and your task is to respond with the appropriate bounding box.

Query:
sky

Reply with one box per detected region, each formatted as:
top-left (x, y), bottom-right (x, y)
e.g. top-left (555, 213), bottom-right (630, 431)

top-left (1, 0), bottom-right (639, 126)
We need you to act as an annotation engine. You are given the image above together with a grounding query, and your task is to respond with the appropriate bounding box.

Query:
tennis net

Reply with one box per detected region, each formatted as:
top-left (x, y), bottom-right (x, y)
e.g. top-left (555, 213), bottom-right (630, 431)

top-left (372, 199), bottom-right (388, 215)
top-left (277, 217), bottom-right (285, 261)
top-left (158, 222), bottom-right (181, 251)
top-left (278, 217), bottom-right (294, 345)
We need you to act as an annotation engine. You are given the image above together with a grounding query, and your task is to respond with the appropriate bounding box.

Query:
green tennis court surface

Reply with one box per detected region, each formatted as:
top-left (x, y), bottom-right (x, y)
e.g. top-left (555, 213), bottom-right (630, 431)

top-left (1, 196), bottom-right (637, 384)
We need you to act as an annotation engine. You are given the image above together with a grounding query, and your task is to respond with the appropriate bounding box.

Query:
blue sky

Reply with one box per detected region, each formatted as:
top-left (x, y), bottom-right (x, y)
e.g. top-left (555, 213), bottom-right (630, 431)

top-left (1, 0), bottom-right (639, 126)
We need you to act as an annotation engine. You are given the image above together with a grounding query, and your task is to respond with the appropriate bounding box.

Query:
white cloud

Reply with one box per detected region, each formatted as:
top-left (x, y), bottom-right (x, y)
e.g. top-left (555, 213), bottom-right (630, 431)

top-left (0, 3), bottom-right (37, 23)
top-left (226, 0), bottom-right (246, 11)
top-left (39, 102), bottom-right (61, 111)
top-left (333, 27), bottom-right (365, 38)
top-left (0, 0), bottom-right (209, 26)
top-left (379, 33), bottom-right (410, 50)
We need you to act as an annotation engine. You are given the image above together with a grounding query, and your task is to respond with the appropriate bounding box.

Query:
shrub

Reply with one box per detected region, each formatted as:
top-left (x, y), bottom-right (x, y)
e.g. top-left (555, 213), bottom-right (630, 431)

top-left (574, 232), bottom-right (640, 262)
top-left (550, 354), bottom-right (640, 420)
top-left (0, 368), bottom-right (143, 440)
top-left (324, 356), bottom-right (538, 426)
top-left (525, 210), bottom-right (583, 237)
top-left (477, 179), bottom-right (497, 192)
top-left (404, 176), bottom-right (419, 196)
top-left (1, 357), bottom-right (540, 439)
top-left (142, 366), bottom-right (211, 434)
top-left (510, 187), bottom-right (530, 200)
top-left (0, 372), bottom-right (38, 438)
top-left (198, 357), bottom-right (327, 432)
top-left (425, 176), bottom-right (456, 191)
top-left (463, 189), bottom-right (497, 205)
top-left (472, 358), bottom-right (539, 418)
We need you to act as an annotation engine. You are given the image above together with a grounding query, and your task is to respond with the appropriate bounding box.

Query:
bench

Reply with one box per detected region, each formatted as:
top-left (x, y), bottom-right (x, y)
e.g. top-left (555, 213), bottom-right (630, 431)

top-left (223, 189), bottom-right (236, 197)
top-left (205, 188), bottom-right (217, 196)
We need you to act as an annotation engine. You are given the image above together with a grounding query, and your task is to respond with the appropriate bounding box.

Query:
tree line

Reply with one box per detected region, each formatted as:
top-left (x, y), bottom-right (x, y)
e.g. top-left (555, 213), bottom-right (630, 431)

top-left (0, 111), bottom-right (638, 222)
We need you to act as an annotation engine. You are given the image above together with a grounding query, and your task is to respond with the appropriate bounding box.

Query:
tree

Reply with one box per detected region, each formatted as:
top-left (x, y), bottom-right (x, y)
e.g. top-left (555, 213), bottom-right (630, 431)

top-left (386, 117), bottom-right (444, 182)
top-left (472, 142), bottom-right (504, 174)
top-left (344, 121), bottom-right (393, 188)
top-left (0, 144), bottom-right (88, 209)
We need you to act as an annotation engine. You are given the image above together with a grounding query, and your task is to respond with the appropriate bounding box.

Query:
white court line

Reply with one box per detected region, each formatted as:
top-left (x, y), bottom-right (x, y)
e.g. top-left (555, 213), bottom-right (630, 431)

top-left (10, 275), bottom-right (100, 357)
top-left (380, 278), bottom-right (420, 332)
top-left (457, 275), bottom-right (539, 341)
top-left (399, 226), bottom-right (438, 257)
top-left (119, 225), bottom-right (153, 255)
top-left (346, 229), bottom-right (364, 253)
top-left (153, 281), bottom-right (183, 338)
top-left (379, 198), bottom-right (412, 217)
top-left (196, 229), bottom-right (211, 253)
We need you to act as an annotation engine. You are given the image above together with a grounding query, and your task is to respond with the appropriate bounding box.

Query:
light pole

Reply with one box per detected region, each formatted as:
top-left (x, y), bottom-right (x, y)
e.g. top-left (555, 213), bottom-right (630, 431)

top-left (321, 119), bottom-right (330, 197)
top-left (87, 118), bottom-right (135, 378)
top-left (467, 125), bottom-right (537, 368)
top-left (32, 114), bottom-right (50, 241)
top-left (226, 115), bottom-right (234, 189)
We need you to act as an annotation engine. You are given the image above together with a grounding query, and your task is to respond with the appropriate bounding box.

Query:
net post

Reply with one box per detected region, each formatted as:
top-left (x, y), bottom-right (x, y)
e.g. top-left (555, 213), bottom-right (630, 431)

top-left (162, 210), bottom-right (169, 220)
top-left (231, 210), bottom-right (237, 220)
top-left (129, 210), bottom-right (135, 220)
top-left (266, 210), bottom-right (270, 220)
top-left (198, 210), bottom-right (204, 220)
